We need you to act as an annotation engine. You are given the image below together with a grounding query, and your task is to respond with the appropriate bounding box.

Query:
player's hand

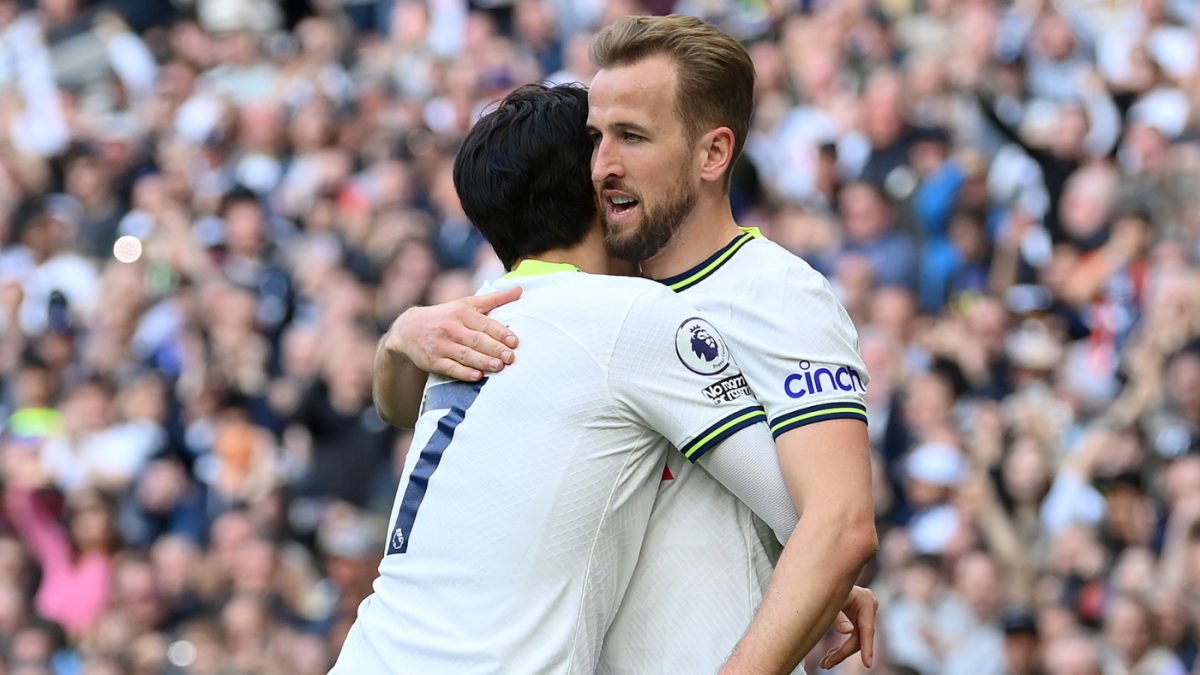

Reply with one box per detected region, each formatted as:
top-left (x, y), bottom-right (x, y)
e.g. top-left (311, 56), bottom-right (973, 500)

top-left (820, 585), bottom-right (877, 669)
top-left (384, 286), bottom-right (522, 382)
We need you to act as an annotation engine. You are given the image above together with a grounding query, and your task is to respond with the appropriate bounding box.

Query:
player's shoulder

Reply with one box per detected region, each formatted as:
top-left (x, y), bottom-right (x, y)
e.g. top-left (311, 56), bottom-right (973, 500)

top-left (492, 273), bottom-right (694, 342)
top-left (738, 237), bottom-right (823, 281)
top-left (491, 271), bottom-right (669, 307)
top-left (579, 272), bottom-right (668, 293)
top-left (607, 277), bottom-right (705, 333)
top-left (731, 236), bottom-right (837, 301)
top-left (556, 272), bottom-right (688, 314)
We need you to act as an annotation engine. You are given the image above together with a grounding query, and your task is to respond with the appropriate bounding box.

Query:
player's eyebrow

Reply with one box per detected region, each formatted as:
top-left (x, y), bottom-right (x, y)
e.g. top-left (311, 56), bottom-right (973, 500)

top-left (612, 122), bottom-right (651, 136)
top-left (588, 121), bottom-right (651, 137)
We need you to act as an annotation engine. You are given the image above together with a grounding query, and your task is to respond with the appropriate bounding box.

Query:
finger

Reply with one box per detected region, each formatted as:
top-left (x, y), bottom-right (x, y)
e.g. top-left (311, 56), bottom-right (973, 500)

top-left (433, 359), bottom-right (483, 382)
top-left (451, 318), bottom-right (515, 364)
top-left (460, 312), bottom-right (519, 361)
top-left (464, 288), bottom-right (522, 347)
top-left (859, 597), bottom-right (878, 668)
top-left (445, 324), bottom-right (510, 372)
top-left (821, 633), bottom-right (861, 670)
top-left (467, 285), bottom-right (522, 316)
top-left (834, 610), bottom-right (853, 634)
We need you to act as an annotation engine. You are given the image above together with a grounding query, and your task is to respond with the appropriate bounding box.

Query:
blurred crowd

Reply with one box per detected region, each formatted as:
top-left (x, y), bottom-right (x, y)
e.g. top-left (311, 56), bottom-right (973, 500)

top-left (1, 0), bottom-right (1200, 673)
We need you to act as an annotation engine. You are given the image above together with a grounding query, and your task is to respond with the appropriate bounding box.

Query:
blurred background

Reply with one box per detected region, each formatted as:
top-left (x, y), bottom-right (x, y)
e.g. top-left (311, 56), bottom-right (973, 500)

top-left (0, 0), bottom-right (1199, 673)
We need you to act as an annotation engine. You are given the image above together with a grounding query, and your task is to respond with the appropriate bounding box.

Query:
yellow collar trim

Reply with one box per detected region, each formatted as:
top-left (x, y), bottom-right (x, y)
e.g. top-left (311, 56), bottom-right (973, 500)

top-left (501, 259), bottom-right (583, 280)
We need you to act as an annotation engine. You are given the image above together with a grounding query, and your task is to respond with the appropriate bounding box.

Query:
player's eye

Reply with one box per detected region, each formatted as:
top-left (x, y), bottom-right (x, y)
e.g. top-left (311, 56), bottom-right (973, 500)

top-left (588, 131), bottom-right (602, 146)
top-left (623, 132), bottom-right (643, 143)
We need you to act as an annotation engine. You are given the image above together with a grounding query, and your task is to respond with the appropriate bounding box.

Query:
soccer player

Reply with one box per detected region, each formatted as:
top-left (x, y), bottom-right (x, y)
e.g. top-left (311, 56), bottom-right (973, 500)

top-left (336, 85), bottom-right (804, 674)
top-left (377, 15), bottom-right (879, 675)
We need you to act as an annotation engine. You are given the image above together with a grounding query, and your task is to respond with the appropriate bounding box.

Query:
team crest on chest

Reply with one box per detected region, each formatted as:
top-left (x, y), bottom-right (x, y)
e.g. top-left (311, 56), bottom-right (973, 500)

top-left (675, 317), bottom-right (730, 376)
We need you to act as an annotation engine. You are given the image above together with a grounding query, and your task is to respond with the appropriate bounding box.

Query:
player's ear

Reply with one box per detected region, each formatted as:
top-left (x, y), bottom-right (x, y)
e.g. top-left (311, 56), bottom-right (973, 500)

top-left (697, 127), bottom-right (734, 185)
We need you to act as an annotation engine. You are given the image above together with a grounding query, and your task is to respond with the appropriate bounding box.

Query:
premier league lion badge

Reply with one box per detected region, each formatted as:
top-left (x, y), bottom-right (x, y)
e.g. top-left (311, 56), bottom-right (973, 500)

top-left (675, 317), bottom-right (730, 376)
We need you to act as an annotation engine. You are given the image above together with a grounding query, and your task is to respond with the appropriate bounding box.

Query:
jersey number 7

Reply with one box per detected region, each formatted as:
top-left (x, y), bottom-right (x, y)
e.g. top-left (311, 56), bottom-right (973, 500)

top-left (387, 378), bottom-right (488, 555)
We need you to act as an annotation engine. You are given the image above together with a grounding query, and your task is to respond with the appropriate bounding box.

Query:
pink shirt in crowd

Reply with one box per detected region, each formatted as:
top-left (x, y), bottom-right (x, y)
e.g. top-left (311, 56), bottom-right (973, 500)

top-left (6, 488), bottom-right (111, 636)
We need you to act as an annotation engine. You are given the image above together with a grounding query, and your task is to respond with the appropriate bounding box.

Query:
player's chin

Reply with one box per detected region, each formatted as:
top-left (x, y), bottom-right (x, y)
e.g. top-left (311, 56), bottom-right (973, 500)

top-left (602, 216), bottom-right (637, 245)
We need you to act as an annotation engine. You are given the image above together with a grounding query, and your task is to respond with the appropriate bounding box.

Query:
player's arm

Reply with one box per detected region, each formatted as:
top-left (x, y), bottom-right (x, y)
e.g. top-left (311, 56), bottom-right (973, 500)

top-left (373, 336), bottom-right (429, 429)
top-left (719, 267), bottom-right (879, 675)
top-left (720, 419), bottom-right (877, 675)
top-left (373, 287), bottom-right (522, 428)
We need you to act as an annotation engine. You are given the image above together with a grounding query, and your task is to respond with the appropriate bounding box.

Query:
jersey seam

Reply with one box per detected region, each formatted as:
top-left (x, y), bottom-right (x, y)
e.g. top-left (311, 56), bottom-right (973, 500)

top-left (715, 245), bottom-right (776, 335)
top-left (507, 312), bottom-right (621, 432)
top-left (564, 424), bottom-right (653, 670)
top-left (605, 286), bottom-right (672, 424)
top-left (516, 315), bottom-right (608, 373)
top-left (744, 509), bottom-right (758, 620)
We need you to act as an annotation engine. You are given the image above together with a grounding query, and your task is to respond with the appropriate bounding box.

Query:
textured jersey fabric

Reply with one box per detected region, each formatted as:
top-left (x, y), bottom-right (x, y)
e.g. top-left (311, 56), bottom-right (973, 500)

top-left (332, 263), bottom-right (767, 675)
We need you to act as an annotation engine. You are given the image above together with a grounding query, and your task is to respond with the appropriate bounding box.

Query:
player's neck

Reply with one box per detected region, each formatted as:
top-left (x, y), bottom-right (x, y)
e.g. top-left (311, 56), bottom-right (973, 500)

top-left (639, 196), bottom-right (742, 281)
top-left (524, 225), bottom-right (612, 275)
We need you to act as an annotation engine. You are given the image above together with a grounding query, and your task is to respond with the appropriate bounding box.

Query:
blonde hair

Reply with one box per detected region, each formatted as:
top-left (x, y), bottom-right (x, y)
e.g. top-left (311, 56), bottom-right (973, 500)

top-left (590, 15), bottom-right (755, 181)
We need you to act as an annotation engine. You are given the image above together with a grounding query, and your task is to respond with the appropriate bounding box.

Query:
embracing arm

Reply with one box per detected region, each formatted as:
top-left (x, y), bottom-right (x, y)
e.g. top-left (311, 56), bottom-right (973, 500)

top-left (373, 338), bottom-right (429, 429)
top-left (373, 287), bottom-right (523, 428)
top-left (702, 421), bottom-right (879, 671)
top-left (720, 419), bottom-right (878, 675)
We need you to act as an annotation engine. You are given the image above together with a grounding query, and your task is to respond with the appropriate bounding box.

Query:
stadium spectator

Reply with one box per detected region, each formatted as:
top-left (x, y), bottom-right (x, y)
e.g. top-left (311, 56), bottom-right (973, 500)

top-left (838, 181), bottom-right (918, 290)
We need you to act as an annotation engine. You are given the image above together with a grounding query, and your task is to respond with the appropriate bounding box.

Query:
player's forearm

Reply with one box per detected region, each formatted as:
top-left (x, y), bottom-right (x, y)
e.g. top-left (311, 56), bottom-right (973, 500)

top-left (720, 508), bottom-right (877, 675)
top-left (373, 336), bottom-right (428, 429)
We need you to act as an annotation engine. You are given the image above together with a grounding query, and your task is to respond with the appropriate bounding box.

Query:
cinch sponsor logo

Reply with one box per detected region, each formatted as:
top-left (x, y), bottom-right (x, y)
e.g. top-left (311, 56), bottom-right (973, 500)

top-left (783, 361), bottom-right (866, 399)
top-left (703, 373), bottom-right (752, 404)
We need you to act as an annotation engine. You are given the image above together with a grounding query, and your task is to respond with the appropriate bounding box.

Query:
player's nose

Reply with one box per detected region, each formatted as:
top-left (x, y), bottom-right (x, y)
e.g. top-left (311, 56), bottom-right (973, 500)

top-left (591, 137), bottom-right (623, 183)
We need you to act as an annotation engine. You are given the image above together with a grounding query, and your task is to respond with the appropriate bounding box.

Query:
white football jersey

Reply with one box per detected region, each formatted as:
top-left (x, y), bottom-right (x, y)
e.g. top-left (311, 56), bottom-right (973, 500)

top-left (332, 260), bottom-right (767, 675)
top-left (598, 229), bottom-right (869, 675)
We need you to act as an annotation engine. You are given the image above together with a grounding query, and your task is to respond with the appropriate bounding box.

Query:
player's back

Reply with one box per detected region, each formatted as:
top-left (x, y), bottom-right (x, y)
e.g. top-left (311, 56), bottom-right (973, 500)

top-left (336, 268), bottom-right (690, 675)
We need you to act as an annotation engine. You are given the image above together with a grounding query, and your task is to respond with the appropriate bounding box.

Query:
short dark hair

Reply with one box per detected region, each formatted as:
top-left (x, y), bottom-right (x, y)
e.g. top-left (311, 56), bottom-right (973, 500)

top-left (453, 84), bottom-right (596, 270)
top-left (220, 185), bottom-right (261, 218)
